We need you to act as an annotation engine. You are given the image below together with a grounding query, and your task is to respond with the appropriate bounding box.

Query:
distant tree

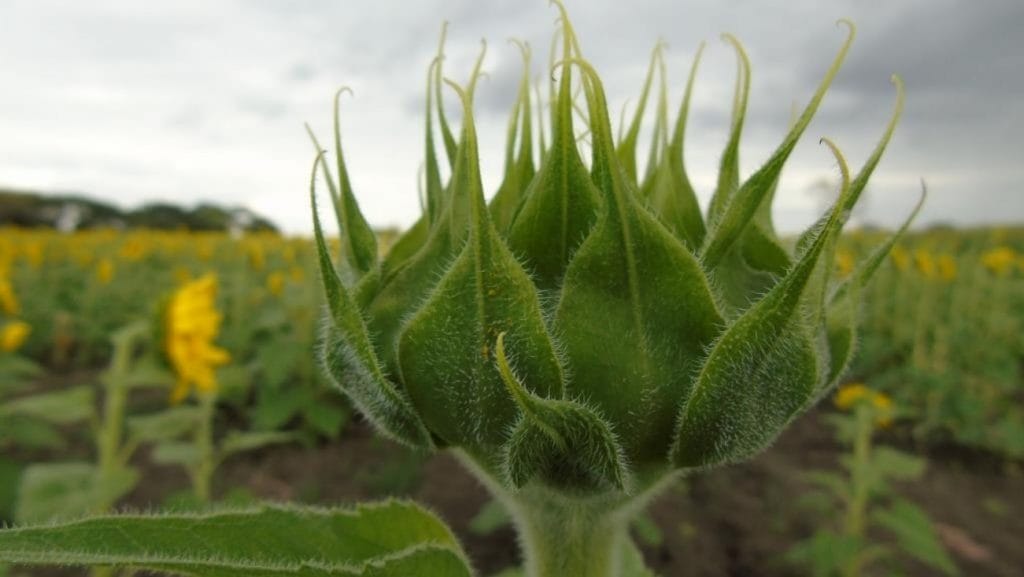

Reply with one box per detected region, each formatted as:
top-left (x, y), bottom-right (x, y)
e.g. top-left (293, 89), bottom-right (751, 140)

top-left (0, 188), bottom-right (279, 233)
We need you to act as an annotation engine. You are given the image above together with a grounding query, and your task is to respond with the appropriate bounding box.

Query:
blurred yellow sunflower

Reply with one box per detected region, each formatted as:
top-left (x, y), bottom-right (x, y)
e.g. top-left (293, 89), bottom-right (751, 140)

top-left (981, 246), bottom-right (1016, 277)
top-left (0, 320), bottom-right (30, 353)
top-left (266, 271), bottom-right (286, 297)
top-left (0, 277), bottom-right (19, 316)
top-left (835, 382), bottom-right (893, 427)
top-left (164, 274), bottom-right (231, 403)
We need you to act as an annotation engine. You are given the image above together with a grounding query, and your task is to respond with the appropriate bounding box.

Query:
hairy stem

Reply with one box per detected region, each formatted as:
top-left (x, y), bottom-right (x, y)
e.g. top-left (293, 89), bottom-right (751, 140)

top-left (510, 491), bottom-right (633, 577)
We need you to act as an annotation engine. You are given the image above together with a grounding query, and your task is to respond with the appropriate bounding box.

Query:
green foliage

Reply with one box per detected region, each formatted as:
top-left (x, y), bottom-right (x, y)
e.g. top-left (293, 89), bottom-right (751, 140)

top-left (874, 499), bottom-right (959, 576)
top-left (14, 462), bottom-right (138, 524)
top-left (845, 227), bottom-right (1024, 458)
top-left (0, 501), bottom-right (472, 577)
top-left (0, 385), bottom-right (95, 425)
top-left (787, 404), bottom-right (958, 577)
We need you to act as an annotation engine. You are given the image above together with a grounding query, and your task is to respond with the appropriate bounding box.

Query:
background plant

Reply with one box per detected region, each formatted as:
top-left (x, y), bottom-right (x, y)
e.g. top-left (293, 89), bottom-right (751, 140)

top-left (786, 383), bottom-right (958, 577)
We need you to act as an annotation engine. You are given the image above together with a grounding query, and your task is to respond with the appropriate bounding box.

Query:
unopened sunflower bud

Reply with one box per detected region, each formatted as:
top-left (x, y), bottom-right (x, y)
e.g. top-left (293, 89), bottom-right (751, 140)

top-left (309, 5), bottom-right (918, 497)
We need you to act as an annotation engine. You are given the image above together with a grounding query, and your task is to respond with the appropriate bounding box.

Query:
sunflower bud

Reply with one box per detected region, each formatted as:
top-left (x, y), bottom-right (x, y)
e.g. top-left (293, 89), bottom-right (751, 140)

top-left (310, 6), bottom-right (917, 496)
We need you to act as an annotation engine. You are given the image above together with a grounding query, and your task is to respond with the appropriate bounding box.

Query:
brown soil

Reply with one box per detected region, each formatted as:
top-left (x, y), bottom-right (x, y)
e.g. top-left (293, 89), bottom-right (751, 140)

top-left (7, 409), bottom-right (1024, 577)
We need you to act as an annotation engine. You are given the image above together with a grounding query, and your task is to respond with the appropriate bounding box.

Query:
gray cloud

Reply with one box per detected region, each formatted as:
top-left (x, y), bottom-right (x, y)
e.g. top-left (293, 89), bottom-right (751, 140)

top-left (0, 0), bottom-right (1019, 233)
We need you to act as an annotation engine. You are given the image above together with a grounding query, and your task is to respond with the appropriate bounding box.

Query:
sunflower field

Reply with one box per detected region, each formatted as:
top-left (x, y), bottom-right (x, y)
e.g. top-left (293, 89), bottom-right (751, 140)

top-left (1, 222), bottom-right (1022, 577)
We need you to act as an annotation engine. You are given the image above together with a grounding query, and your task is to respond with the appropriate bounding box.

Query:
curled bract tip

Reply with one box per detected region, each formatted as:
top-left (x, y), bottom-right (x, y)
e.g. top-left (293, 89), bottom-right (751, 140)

top-left (559, 56), bottom-right (600, 84)
top-left (508, 37), bottom-right (531, 61)
top-left (819, 137), bottom-right (851, 191)
top-left (460, 39), bottom-right (489, 100)
top-left (720, 33), bottom-right (750, 58)
top-left (835, 18), bottom-right (856, 38)
top-left (890, 74), bottom-right (906, 104)
top-left (334, 86), bottom-right (354, 100)
top-left (443, 77), bottom-right (469, 107)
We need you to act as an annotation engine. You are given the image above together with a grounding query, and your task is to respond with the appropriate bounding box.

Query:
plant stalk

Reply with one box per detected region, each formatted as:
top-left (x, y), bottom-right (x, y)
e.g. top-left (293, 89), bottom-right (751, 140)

top-left (508, 489), bottom-right (633, 577)
top-left (192, 392), bottom-right (217, 503)
top-left (842, 404), bottom-right (874, 577)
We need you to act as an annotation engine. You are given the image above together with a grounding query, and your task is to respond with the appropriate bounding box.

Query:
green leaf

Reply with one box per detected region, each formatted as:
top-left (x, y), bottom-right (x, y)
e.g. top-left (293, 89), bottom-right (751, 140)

top-left (217, 364), bottom-right (253, 404)
top-left (0, 357), bottom-right (42, 393)
top-left (398, 79), bottom-right (564, 456)
top-left (127, 407), bottom-right (203, 444)
top-left (468, 499), bottom-right (511, 536)
top-left (257, 341), bottom-right (304, 389)
top-left (620, 539), bottom-right (657, 577)
top-left (873, 499), bottom-right (959, 576)
top-left (803, 470), bottom-right (849, 503)
top-left (310, 155), bottom-right (433, 450)
top-left (119, 357), bottom-right (177, 389)
top-left (0, 416), bottom-right (64, 450)
top-left (631, 512), bottom-right (663, 547)
top-left (15, 463), bottom-right (137, 523)
top-left (869, 447), bottom-right (926, 486)
top-left (785, 530), bottom-right (863, 577)
top-left (496, 334), bottom-right (627, 492)
top-left (220, 431), bottom-right (299, 458)
top-left (0, 501), bottom-right (472, 577)
top-left (554, 58), bottom-right (723, 463)
top-left (151, 442), bottom-right (202, 467)
top-left (0, 385), bottom-right (95, 425)
top-left (0, 457), bottom-right (22, 521)
top-left (507, 17), bottom-right (600, 294)
top-left (253, 386), bottom-right (310, 430)
top-left (672, 140), bottom-right (856, 469)
top-left (303, 401), bottom-right (349, 438)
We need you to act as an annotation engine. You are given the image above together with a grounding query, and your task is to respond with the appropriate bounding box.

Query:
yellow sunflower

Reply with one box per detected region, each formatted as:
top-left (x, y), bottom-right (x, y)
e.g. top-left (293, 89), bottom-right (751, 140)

top-left (164, 274), bottom-right (231, 403)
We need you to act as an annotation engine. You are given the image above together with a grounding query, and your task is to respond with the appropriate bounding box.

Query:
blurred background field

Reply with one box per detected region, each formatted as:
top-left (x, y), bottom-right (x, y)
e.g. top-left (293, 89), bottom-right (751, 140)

top-left (1, 216), bottom-right (1021, 577)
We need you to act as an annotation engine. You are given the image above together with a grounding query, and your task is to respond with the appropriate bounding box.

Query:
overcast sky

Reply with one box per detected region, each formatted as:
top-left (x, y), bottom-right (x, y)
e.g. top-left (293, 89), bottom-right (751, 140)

top-left (1, 0), bottom-right (1021, 234)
